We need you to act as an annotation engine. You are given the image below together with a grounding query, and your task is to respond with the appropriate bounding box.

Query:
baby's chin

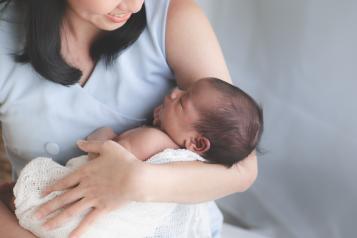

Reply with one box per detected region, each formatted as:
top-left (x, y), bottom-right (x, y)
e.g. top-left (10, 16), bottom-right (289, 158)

top-left (153, 105), bottom-right (162, 127)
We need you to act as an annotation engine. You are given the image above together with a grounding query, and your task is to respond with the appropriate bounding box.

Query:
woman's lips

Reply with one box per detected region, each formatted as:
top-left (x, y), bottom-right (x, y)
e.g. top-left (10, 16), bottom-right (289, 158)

top-left (106, 13), bottom-right (131, 23)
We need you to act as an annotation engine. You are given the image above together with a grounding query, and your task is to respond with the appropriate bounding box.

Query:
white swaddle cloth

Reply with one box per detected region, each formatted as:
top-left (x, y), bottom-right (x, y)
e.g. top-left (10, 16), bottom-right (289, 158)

top-left (13, 149), bottom-right (212, 238)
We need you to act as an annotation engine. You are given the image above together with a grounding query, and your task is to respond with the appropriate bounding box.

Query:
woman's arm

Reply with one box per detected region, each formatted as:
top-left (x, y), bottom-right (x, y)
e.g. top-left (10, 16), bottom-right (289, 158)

top-left (0, 183), bottom-right (37, 238)
top-left (0, 202), bottom-right (37, 238)
top-left (141, 153), bottom-right (257, 203)
top-left (162, 0), bottom-right (257, 201)
top-left (35, 140), bottom-right (256, 238)
top-left (166, 0), bottom-right (232, 88)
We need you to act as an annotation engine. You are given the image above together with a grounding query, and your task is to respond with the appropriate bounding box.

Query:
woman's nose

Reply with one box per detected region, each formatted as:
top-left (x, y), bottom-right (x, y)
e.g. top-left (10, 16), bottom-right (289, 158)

top-left (117, 0), bottom-right (145, 13)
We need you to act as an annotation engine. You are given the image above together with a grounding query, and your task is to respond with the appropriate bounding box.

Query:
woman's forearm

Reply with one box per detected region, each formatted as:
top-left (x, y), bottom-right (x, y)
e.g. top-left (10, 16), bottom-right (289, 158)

top-left (0, 202), bottom-right (37, 238)
top-left (140, 155), bottom-right (258, 203)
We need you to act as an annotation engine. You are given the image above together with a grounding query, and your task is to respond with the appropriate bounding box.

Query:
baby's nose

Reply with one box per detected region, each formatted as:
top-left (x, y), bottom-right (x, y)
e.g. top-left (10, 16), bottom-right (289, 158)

top-left (169, 88), bottom-right (181, 100)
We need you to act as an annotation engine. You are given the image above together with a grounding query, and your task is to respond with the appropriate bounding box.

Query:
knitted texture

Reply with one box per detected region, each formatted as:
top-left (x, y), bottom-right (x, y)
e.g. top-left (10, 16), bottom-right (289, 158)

top-left (13, 149), bottom-right (212, 238)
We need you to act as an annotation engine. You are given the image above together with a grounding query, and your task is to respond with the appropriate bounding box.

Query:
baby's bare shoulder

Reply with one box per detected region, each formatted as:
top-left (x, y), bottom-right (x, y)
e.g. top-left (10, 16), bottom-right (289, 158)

top-left (117, 126), bottom-right (179, 161)
top-left (122, 126), bottom-right (175, 146)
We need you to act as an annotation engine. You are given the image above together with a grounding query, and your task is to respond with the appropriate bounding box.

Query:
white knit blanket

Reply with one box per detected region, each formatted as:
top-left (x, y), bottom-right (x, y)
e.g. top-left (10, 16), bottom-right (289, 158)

top-left (13, 149), bottom-right (213, 238)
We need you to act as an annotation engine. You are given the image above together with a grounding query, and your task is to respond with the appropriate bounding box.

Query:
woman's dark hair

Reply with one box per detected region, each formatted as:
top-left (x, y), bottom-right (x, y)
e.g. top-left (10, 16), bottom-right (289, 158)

top-left (0, 0), bottom-right (146, 86)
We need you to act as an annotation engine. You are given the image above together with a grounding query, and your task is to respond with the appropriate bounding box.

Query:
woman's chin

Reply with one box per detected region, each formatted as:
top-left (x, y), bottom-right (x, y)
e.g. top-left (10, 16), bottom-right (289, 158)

top-left (92, 17), bottom-right (128, 32)
top-left (100, 22), bottom-right (127, 31)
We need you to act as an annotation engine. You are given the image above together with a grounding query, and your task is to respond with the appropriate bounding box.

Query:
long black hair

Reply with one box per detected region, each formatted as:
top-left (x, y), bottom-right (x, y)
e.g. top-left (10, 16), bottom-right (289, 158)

top-left (0, 0), bottom-right (147, 86)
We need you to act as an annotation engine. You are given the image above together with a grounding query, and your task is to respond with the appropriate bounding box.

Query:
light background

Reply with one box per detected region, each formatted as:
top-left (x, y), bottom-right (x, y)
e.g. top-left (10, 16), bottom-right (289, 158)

top-left (0, 1), bottom-right (356, 237)
top-left (196, 0), bottom-right (357, 237)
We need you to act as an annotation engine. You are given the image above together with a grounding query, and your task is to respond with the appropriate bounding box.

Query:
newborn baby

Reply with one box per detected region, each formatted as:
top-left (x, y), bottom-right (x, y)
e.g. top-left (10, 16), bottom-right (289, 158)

top-left (14, 78), bottom-right (263, 238)
top-left (90, 77), bottom-right (263, 167)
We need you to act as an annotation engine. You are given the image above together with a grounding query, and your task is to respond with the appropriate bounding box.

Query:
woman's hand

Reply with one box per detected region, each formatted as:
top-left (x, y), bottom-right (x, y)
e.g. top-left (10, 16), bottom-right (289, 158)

top-left (35, 140), bottom-right (146, 238)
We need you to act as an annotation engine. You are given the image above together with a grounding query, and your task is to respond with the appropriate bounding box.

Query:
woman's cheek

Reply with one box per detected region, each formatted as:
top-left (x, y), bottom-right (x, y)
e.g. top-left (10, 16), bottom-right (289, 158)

top-left (71, 0), bottom-right (119, 15)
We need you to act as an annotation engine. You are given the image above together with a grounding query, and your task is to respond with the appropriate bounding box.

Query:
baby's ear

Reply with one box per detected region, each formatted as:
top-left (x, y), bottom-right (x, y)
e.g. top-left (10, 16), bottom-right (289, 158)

top-left (185, 135), bottom-right (211, 155)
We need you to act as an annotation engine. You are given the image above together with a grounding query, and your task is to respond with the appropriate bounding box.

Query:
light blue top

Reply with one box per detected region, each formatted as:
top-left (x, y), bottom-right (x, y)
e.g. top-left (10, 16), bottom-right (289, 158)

top-left (0, 0), bottom-right (175, 178)
top-left (0, 1), bottom-right (223, 236)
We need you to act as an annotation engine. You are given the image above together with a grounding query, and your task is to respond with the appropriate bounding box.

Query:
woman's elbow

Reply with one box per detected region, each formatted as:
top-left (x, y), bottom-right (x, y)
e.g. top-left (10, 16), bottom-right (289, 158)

top-left (235, 155), bottom-right (258, 192)
top-left (242, 165), bottom-right (258, 192)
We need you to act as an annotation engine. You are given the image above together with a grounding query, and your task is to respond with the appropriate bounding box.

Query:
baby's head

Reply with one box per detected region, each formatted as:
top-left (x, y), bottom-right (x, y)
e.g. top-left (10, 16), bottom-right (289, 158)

top-left (153, 78), bottom-right (263, 167)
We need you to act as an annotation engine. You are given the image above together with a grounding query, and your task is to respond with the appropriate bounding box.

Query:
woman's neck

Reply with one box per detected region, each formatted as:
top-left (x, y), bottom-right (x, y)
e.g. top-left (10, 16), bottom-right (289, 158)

top-left (60, 8), bottom-right (101, 84)
top-left (61, 8), bottom-right (101, 50)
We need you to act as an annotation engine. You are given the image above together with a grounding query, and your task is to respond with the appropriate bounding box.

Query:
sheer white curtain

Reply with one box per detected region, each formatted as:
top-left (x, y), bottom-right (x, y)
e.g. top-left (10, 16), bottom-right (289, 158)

top-left (197, 1), bottom-right (357, 237)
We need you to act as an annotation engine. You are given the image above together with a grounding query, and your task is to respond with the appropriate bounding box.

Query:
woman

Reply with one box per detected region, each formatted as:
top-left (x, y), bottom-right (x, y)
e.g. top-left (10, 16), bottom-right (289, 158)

top-left (0, 0), bottom-right (258, 237)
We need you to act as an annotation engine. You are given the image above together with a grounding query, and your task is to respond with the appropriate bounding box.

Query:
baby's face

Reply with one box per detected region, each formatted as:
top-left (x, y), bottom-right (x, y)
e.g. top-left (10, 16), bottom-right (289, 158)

top-left (153, 79), bottom-right (218, 147)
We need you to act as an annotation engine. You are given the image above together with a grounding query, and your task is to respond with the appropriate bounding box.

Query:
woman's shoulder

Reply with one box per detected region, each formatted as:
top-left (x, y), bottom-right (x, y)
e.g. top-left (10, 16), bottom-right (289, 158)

top-left (144, 0), bottom-right (171, 19)
top-left (143, 0), bottom-right (173, 34)
top-left (120, 0), bottom-right (172, 68)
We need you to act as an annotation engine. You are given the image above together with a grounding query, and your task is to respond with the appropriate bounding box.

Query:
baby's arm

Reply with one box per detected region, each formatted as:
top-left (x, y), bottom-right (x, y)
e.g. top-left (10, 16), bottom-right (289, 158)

top-left (86, 127), bottom-right (179, 161)
top-left (115, 127), bottom-right (179, 161)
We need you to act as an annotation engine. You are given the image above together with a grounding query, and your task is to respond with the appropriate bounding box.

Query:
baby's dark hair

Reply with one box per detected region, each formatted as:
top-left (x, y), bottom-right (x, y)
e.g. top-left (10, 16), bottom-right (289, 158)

top-left (194, 78), bottom-right (263, 168)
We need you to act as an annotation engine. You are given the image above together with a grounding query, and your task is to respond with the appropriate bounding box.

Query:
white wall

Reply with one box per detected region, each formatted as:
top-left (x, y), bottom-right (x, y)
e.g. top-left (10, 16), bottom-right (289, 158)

top-left (197, 1), bottom-right (357, 237)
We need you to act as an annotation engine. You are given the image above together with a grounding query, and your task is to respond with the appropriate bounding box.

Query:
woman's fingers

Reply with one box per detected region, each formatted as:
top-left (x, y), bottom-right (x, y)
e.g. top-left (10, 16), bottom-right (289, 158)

top-left (76, 140), bottom-right (104, 153)
top-left (42, 198), bottom-right (93, 230)
top-left (69, 209), bottom-right (105, 238)
top-left (36, 186), bottom-right (83, 220)
top-left (42, 170), bottom-right (81, 196)
top-left (77, 140), bottom-right (128, 156)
